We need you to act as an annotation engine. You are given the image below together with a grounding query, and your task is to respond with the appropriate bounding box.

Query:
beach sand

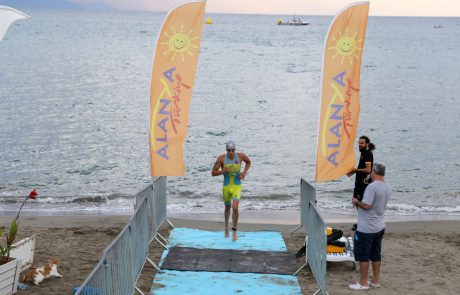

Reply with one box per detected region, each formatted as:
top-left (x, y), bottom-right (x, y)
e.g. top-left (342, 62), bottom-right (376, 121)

top-left (2, 213), bottom-right (459, 295)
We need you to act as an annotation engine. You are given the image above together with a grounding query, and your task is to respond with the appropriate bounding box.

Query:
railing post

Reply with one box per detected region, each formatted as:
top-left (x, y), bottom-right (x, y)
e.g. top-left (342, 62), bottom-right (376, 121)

top-left (307, 201), bottom-right (329, 295)
top-left (291, 178), bottom-right (317, 234)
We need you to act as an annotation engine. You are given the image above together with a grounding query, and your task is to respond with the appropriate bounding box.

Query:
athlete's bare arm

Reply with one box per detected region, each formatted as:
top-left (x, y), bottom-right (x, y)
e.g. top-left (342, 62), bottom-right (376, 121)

top-left (211, 155), bottom-right (226, 176)
top-left (238, 152), bottom-right (251, 180)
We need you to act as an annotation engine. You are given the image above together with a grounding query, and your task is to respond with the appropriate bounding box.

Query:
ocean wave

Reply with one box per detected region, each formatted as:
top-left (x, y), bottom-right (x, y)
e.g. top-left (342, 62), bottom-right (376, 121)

top-left (0, 193), bottom-right (133, 204)
top-left (285, 64), bottom-right (307, 73)
top-left (309, 199), bottom-right (460, 216)
top-left (317, 200), bottom-right (460, 216)
top-left (65, 164), bottom-right (118, 175)
top-left (244, 193), bottom-right (298, 201)
top-left (205, 131), bottom-right (227, 137)
top-left (252, 38), bottom-right (274, 47)
top-left (1, 190), bottom-right (459, 216)
top-left (168, 191), bottom-right (298, 201)
top-left (386, 204), bottom-right (460, 215)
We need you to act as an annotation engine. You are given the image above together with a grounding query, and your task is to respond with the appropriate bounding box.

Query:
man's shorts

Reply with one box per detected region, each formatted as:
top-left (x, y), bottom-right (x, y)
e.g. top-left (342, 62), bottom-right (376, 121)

top-left (354, 229), bottom-right (385, 262)
top-left (222, 186), bottom-right (241, 205)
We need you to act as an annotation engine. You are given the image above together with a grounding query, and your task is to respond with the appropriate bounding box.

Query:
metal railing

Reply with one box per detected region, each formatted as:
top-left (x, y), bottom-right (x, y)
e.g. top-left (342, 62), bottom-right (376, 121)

top-left (290, 178), bottom-right (316, 234)
top-left (74, 177), bottom-right (169, 295)
top-left (307, 201), bottom-right (328, 295)
top-left (292, 179), bottom-right (328, 295)
top-left (135, 177), bottom-right (168, 243)
top-left (300, 178), bottom-right (316, 228)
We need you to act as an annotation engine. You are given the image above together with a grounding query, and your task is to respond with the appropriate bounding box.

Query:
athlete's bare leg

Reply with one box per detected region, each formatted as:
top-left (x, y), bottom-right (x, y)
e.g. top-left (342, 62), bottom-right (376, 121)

top-left (232, 200), bottom-right (239, 241)
top-left (224, 204), bottom-right (231, 238)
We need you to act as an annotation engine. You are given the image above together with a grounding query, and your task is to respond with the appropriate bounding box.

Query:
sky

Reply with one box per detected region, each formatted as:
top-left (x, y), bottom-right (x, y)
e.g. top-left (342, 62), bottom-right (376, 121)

top-left (66, 0), bottom-right (460, 17)
top-left (3, 0), bottom-right (459, 16)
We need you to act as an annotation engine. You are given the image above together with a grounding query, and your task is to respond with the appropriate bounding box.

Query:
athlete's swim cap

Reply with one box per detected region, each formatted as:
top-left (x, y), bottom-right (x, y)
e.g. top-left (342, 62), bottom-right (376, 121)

top-left (226, 140), bottom-right (236, 151)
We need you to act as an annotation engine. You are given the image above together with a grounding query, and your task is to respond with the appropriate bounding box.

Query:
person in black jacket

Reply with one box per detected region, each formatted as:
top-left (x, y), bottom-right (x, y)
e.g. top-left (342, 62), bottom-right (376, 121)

top-left (347, 135), bottom-right (375, 231)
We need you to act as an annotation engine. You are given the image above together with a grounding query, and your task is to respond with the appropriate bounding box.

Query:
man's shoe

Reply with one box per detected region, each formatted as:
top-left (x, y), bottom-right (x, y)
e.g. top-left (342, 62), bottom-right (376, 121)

top-left (366, 280), bottom-right (381, 288)
top-left (370, 282), bottom-right (381, 288)
top-left (349, 282), bottom-right (369, 290)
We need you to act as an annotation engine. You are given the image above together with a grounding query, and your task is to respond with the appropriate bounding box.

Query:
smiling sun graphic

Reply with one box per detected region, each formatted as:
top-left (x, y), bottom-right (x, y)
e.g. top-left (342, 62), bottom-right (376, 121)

top-left (161, 25), bottom-right (199, 62)
top-left (328, 28), bottom-right (363, 65)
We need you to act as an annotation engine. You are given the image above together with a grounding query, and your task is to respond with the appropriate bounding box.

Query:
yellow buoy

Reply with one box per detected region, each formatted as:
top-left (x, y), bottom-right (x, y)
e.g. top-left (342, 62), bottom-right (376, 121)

top-left (205, 17), bottom-right (213, 25)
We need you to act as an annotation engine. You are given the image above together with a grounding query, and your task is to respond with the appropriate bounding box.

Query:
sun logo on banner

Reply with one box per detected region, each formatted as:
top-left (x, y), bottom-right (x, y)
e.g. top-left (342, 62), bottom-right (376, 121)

top-left (161, 25), bottom-right (199, 62)
top-left (328, 28), bottom-right (363, 65)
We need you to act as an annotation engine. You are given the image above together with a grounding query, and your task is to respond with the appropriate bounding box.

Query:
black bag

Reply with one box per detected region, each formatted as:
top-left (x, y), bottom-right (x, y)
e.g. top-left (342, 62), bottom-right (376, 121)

top-left (295, 228), bottom-right (344, 258)
top-left (327, 229), bottom-right (343, 244)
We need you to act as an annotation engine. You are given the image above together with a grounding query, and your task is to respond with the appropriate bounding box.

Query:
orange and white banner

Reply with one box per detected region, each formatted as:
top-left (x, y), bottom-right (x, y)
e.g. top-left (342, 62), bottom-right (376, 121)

top-left (316, 2), bottom-right (370, 182)
top-left (149, 1), bottom-right (206, 176)
top-left (0, 6), bottom-right (28, 42)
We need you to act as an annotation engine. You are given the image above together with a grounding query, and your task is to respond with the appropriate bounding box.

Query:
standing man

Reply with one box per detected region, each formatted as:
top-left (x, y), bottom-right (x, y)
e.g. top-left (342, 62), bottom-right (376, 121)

top-left (349, 163), bottom-right (390, 290)
top-left (347, 135), bottom-right (375, 230)
top-left (212, 140), bottom-right (251, 241)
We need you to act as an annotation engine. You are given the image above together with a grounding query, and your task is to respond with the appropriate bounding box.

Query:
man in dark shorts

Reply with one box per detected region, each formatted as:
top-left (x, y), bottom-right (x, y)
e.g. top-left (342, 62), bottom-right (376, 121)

top-left (347, 135), bottom-right (375, 230)
top-left (349, 163), bottom-right (390, 290)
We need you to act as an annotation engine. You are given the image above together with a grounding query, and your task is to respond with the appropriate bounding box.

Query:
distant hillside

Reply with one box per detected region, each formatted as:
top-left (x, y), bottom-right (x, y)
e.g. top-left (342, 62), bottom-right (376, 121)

top-left (0, 0), bottom-right (112, 10)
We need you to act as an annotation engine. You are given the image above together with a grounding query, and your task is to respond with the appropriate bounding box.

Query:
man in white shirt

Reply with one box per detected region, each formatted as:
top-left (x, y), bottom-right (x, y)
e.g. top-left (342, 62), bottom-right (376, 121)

top-left (349, 163), bottom-right (391, 290)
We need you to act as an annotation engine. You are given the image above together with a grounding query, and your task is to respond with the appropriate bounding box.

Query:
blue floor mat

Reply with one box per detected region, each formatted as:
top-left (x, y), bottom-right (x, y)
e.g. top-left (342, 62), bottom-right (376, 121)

top-left (151, 228), bottom-right (302, 295)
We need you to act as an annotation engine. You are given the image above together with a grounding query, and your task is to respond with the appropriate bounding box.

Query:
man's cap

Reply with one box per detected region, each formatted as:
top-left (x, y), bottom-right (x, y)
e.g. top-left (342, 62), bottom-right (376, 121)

top-left (225, 140), bottom-right (236, 150)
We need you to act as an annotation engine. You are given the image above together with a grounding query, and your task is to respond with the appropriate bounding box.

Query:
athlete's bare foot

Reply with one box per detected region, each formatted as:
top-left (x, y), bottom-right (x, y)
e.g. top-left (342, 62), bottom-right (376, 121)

top-left (232, 227), bottom-right (238, 241)
top-left (225, 228), bottom-right (229, 238)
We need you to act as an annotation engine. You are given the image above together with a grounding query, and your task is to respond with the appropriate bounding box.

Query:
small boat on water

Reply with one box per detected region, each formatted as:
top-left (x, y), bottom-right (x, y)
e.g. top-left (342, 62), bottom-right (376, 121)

top-left (277, 16), bottom-right (310, 26)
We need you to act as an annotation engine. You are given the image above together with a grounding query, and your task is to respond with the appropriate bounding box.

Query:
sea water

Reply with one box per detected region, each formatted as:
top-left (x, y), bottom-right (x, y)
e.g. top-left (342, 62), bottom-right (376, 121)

top-left (0, 10), bottom-right (459, 216)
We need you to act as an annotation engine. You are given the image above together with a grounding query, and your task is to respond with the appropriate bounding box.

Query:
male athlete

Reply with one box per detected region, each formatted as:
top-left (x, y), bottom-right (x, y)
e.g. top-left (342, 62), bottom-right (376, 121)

top-left (211, 141), bottom-right (251, 241)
